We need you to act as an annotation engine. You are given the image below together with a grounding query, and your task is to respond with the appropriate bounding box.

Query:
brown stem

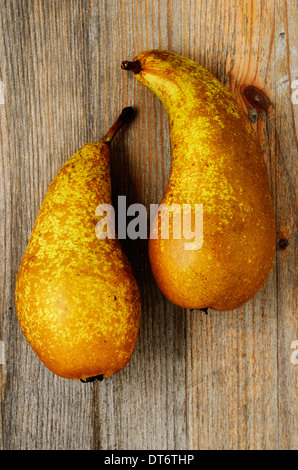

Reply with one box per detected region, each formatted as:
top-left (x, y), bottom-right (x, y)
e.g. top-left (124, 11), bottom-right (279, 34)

top-left (102, 107), bottom-right (134, 144)
top-left (80, 374), bottom-right (104, 383)
top-left (121, 60), bottom-right (142, 74)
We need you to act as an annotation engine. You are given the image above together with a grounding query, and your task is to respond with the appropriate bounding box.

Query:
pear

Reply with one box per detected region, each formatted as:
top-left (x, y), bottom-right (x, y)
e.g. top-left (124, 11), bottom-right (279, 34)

top-left (15, 107), bottom-right (141, 380)
top-left (122, 51), bottom-right (275, 311)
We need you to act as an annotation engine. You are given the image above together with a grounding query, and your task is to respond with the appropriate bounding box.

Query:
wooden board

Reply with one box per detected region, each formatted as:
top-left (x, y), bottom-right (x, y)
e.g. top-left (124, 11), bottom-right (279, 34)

top-left (0, 0), bottom-right (297, 450)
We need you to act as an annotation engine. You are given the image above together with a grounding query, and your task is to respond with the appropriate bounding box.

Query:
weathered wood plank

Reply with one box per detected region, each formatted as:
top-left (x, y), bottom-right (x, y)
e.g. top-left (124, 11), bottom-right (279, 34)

top-left (186, 0), bottom-right (280, 450)
top-left (89, 0), bottom-right (187, 450)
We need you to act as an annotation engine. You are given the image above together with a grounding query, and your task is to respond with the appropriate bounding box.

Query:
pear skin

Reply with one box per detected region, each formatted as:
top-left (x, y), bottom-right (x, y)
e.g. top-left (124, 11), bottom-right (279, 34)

top-left (122, 51), bottom-right (276, 311)
top-left (15, 108), bottom-right (141, 380)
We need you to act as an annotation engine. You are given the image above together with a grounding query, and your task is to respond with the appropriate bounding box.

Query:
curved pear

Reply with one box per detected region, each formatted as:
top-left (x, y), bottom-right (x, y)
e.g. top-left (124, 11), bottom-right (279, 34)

top-left (15, 108), bottom-right (141, 380)
top-left (122, 51), bottom-right (275, 311)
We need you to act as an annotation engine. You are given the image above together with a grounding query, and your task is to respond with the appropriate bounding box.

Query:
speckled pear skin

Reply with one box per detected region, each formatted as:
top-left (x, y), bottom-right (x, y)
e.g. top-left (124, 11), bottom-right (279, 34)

top-left (15, 113), bottom-right (141, 380)
top-left (127, 50), bottom-right (275, 311)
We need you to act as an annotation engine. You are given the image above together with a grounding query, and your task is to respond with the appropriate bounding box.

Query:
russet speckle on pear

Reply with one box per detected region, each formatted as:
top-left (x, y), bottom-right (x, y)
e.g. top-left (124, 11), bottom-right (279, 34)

top-left (15, 107), bottom-right (141, 381)
top-left (122, 50), bottom-right (276, 311)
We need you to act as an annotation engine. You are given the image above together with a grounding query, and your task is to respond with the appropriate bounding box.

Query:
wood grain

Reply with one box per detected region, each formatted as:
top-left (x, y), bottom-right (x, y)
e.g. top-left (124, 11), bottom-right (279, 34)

top-left (0, 0), bottom-right (297, 450)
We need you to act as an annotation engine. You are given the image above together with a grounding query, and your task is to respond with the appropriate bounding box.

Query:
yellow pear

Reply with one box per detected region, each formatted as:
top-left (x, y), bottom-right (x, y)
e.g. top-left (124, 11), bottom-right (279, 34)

top-left (122, 51), bottom-right (275, 311)
top-left (15, 108), bottom-right (141, 380)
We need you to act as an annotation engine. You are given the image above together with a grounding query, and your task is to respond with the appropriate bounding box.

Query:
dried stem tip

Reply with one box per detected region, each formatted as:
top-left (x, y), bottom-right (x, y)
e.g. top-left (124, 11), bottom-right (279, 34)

top-left (121, 60), bottom-right (142, 74)
top-left (80, 374), bottom-right (104, 383)
top-left (102, 106), bottom-right (134, 144)
top-left (243, 86), bottom-right (271, 111)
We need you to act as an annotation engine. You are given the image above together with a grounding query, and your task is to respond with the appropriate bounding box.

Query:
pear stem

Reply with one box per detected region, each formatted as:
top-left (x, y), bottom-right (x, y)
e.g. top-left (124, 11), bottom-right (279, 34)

top-left (102, 107), bottom-right (134, 144)
top-left (121, 60), bottom-right (142, 74)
